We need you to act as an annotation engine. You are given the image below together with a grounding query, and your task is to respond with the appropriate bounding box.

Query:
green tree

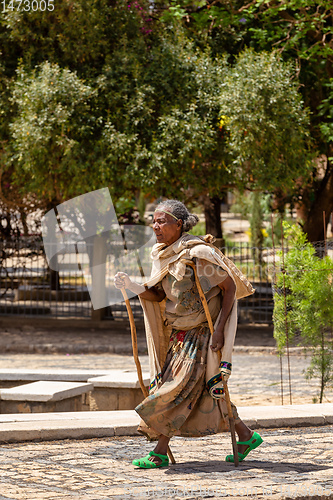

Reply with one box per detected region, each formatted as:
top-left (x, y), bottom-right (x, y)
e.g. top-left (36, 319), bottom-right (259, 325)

top-left (273, 223), bottom-right (333, 403)
top-left (0, 0), bottom-right (155, 224)
top-left (219, 49), bottom-right (312, 192)
top-left (141, 46), bottom-right (312, 237)
top-left (8, 62), bottom-right (95, 206)
top-left (2, 20), bottom-right (231, 235)
top-left (0, 1), bottom-right (312, 242)
top-left (245, 1), bottom-right (333, 243)
top-left (160, 0), bottom-right (333, 242)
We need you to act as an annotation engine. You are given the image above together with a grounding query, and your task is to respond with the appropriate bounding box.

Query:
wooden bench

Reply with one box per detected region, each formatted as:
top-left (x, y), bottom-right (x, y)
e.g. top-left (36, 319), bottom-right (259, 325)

top-left (0, 381), bottom-right (93, 414)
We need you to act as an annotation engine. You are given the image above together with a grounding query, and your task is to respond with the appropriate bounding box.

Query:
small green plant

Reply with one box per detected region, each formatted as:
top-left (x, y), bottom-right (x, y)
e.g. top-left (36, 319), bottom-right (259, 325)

top-left (273, 222), bottom-right (333, 403)
top-left (189, 221), bottom-right (205, 236)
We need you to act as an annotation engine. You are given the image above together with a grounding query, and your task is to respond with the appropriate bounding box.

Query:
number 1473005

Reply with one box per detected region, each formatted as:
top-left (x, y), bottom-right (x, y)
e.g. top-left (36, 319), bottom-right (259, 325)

top-left (2, 0), bottom-right (54, 11)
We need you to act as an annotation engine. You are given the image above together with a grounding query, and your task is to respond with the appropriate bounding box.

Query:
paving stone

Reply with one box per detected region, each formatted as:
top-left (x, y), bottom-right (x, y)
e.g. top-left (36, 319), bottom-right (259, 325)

top-left (0, 427), bottom-right (332, 499)
top-left (0, 325), bottom-right (332, 498)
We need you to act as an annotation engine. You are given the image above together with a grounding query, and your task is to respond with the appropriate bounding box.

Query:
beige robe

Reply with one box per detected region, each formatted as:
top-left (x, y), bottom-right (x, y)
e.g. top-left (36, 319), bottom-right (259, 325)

top-left (136, 233), bottom-right (255, 439)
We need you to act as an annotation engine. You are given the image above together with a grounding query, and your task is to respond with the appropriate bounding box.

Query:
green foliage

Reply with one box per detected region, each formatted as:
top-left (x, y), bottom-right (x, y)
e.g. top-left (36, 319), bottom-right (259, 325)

top-left (318, 78), bottom-right (333, 149)
top-left (93, 29), bottom-right (231, 199)
top-left (188, 220), bottom-right (205, 236)
top-left (8, 62), bottom-right (95, 202)
top-left (244, 1), bottom-right (333, 66)
top-left (273, 222), bottom-right (333, 402)
top-left (0, 0), bottom-right (312, 229)
top-left (161, 1), bottom-right (332, 239)
top-left (265, 211), bottom-right (290, 249)
top-left (143, 39), bottom-right (231, 197)
top-left (0, 0), bottom-right (151, 78)
top-left (229, 191), bottom-right (251, 219)
top-left (229, 190), bottom-right (294, 247)
top-left (160, 1), bottom-right (187, 23)
top-left (219, 49), bottom-right (312, 192)
top-left (0, 0), bottom-right (156, 211)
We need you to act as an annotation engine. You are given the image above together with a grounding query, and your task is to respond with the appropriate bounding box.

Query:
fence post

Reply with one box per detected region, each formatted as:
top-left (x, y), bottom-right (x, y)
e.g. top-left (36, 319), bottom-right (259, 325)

top-left (90, 234), bottom-right (108, 321)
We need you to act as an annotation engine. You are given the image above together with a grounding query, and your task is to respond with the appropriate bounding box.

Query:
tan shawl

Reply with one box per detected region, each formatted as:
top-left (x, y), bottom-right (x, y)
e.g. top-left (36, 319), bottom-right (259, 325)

top-left (139, 233), bottom-right (255, 394)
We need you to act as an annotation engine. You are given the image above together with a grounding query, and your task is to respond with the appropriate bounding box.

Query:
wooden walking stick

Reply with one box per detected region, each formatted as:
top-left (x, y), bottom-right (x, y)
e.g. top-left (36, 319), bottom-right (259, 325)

top-left (181, 259), bottom-right (239, 467)
top-left (120, 287), bottom-right (176, 464)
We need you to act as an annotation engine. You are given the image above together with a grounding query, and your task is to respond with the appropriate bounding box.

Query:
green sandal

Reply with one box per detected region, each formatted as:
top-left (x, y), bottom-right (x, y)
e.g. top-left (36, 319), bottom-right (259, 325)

top-left (226, 431), bottom-right (263, 463)
top-left (132, 450), bottom-right (169, 469)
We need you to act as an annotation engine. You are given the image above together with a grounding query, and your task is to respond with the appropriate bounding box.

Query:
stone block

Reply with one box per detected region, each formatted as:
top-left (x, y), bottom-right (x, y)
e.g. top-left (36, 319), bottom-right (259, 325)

top-left (88, 371), bottom-right (150, 389)
top-left (0, 396), bottom-right (84, 414)
top-left (89, 388), bottom-right (118, 411)
top-left (89, 387), bottom-right (146, 411)
top-left (0, 381), bottom-right (93, 414)
top-left (0, 381), bottom-right (93, 402)
top-left (88, 371), bottom-right (149, 411)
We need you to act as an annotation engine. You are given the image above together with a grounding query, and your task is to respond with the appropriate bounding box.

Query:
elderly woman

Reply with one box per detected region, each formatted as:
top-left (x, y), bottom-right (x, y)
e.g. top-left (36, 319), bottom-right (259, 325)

top-left (115, 199), bottom-right (262, 468)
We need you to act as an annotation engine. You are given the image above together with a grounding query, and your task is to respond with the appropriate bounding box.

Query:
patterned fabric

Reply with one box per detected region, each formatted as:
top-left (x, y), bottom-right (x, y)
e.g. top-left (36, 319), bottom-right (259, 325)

top-left (219, 361), bottom-right (232, 381)
top-left (137, 323), bottom-right (240, 439)
top-left (161, 261), bottom-right (226, 330)
top-left (139, 233), bottom-right (252, 385)
top-left (149, 372), bottom-right (162, 392)
top-left (220, 361), bottom-right (232, 371)
top-left (206, 372), bottom-right (225, 399)
top-left (136, 264), bottom-right (240, 440)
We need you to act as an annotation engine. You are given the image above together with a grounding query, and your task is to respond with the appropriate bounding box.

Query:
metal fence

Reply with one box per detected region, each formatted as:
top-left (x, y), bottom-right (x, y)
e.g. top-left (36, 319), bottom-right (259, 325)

top-left (0, 236), bottom-right (277, 323)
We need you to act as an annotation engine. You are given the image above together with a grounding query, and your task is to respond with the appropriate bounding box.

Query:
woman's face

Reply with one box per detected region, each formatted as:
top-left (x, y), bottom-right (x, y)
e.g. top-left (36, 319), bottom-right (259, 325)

top-left (153, 211), bottom-right (182, 246)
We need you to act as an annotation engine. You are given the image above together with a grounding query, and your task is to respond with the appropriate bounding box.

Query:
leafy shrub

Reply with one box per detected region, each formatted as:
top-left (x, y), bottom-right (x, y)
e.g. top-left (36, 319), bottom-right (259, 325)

top-left (273, 222), bottom-right (333, 403)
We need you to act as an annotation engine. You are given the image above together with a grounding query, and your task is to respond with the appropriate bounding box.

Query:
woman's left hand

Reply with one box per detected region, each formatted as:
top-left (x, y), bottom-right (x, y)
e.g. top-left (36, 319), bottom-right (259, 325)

top-left (210, 329), bottom-right (224, 352)
top-left (114, 272), bottom-right (132, 289)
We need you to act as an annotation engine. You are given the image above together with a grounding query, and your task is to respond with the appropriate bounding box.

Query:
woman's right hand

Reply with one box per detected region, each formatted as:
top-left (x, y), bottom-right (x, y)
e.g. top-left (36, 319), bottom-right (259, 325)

top-left (210, 328), bottom-right (225, 352)
top-left (114, 272), bottom-right (132, 290)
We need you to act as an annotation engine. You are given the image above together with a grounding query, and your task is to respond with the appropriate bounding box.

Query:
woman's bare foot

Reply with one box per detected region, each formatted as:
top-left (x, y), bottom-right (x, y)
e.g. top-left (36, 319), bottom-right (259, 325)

top-left (153, 434), bottom-right (170, 455)
top-left (235, 421), bottom-right (254, 455)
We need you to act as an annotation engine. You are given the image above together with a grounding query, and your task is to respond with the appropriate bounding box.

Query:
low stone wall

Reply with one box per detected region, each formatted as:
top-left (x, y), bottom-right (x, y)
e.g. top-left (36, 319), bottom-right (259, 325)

top-left (0, 370), bottom-right (149, 414)
top-left (89, 387), bottom-right (145, 411)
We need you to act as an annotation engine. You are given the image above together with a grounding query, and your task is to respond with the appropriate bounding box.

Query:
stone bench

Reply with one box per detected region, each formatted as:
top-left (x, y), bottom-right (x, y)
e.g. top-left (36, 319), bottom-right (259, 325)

top-left (0, 369), bottom-right (112, 388)
top-left (0, 370), bottom-right (151, 412)
top-left (0, 381), bottom-right (93, 414)
top-left (88, 370), bottom-right (150, 411)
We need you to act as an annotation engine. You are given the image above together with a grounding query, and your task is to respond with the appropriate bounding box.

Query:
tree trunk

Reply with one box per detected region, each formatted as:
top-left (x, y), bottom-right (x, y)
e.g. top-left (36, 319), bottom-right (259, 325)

top-left (90, 233), bottom-right (108, 321)
top-left (202, 195), bottom-right (224, 244)
top-left (301, 160), bottom-right (333, 243)
top-left (250, 192), bottom-right (264, 265)
top-left (45, 199), bottom-right (62, 291)
top-left (19, 209), bottom-right (29, 236)
top-left (49, 267), bottom-right (60, 290)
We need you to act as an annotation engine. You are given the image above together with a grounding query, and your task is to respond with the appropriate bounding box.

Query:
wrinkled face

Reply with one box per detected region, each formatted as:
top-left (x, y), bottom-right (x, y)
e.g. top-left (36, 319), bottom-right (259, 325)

top-left (153, 210), bottom-right (182, 246)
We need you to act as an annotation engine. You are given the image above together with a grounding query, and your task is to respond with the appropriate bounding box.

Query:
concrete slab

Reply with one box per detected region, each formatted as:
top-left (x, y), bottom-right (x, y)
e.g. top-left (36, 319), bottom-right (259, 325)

top-left (0, 381), bottom-right (93, 402)
top-left (0, 419), bottom-right (117, 443)
top-left (238, 403), bottom-right (333, 428)
top-left (0, 410), bottom-right (140, 443)
top-left (88, 370), bottom-right (150, 388)
top-left (0, 410), bottom-right (131, 423)
top-left (0, 404), bottom-right (331, 444)
top-left (0, 369), bottom-right (113, 382)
